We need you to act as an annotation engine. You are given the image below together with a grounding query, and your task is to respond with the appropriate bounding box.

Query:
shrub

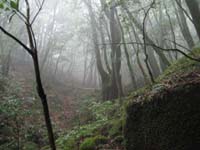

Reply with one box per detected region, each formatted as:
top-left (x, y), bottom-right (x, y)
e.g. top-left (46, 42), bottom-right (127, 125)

top-left (64, 138), bottom-right (77, 150)
top-left (80, 135), bottom-right (108, 150)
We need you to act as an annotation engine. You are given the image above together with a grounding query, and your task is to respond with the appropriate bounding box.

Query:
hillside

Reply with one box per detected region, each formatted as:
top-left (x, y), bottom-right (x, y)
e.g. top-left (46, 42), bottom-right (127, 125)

top-left (47, 48), bottom-right (200, 150)
top-left (125, 47), bottom-right (200, 150)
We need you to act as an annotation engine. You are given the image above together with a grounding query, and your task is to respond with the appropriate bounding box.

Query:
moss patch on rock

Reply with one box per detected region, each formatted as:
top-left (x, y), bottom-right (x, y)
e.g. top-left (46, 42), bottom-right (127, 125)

top-left (125, 81), bottom-right (200, 150)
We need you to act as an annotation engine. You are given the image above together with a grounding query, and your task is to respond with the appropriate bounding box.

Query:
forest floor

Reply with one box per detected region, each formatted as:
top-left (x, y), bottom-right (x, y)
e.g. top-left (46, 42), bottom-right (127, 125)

top-left (10, 60), bottom-right (81, 130)
top-left (1, 47), bottom-right (200, 150)
top-left (52, 47), bottom-right (200, 150)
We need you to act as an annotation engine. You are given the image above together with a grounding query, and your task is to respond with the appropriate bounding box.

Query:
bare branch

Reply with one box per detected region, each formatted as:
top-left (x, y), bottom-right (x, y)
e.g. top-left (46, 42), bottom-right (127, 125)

top-left (25, 0), bottom-right (31, 22)
top-left (15, 10), bottom-right (27, 20)
top-left (142, 0), bottom-right (156, 83)
top-left (98, 41), bottom-right (200, 62)
top-left (15, 13), bottom-right (27, 23)
top-left (30, 25), bottom-right (38, 50)
top-left (0, 26), bottom-right (33, 55)
top-left (164, 39), bottom-right (191, 52)
top-left (31, 0), bottom-right (45, 25)
top-left (148, 43), bottom-right (200, 62)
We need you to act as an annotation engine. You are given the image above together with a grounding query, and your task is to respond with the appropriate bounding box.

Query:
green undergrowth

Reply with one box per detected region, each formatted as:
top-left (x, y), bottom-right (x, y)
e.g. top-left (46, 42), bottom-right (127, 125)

top-left (54, 119), bottom-right (125, 150)
top-left (45, 47), bottom-right (200, 150)
top-left (0, 76), bottom-right (50, 150)
top-left (49, 99), bottom-right (125, 150)
top-left (55, 120), bottom-right (109, 150)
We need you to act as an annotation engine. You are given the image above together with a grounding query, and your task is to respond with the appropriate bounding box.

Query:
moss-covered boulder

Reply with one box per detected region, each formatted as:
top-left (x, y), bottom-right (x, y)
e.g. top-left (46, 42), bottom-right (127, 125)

top-left (125, 48), bottom-right (200, 150)
top-left (125, 81), bottom-right (200, 150)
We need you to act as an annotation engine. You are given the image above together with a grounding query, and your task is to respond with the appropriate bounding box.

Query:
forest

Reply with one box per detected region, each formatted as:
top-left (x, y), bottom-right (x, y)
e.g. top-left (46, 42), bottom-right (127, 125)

top-left (0, 0), bottom-right (200, 150)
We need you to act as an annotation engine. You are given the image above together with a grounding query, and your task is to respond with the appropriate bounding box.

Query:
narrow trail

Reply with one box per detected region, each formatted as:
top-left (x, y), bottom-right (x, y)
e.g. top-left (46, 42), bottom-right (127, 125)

top-left (11, 61), bottom-right (79, 129)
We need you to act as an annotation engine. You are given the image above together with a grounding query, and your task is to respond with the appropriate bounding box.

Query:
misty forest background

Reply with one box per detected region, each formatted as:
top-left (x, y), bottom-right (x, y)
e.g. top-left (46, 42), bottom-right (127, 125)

top-left (0, 0), bottom-right (200, 150)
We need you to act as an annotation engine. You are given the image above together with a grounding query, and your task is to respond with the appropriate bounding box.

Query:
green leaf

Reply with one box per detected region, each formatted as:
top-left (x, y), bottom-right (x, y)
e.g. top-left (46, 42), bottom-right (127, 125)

top-left (0, 0), bottom-right (19, 10)
top-left (10, 0), bottom-right (19, 10)
top-left (0, 0), bottom-right (7, 9)
top-left (0, 3), bottom-right (4, 9)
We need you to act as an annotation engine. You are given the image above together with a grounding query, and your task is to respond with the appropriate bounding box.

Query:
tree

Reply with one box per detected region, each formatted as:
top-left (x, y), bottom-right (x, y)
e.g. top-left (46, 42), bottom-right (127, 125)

top-left (121, 3), bottom-right (170, 76)
top-left (0, 0), bottom-right (56, 149)
top-left (174, 0), bottom-right (194, 49)
top-left (84, 0), bottom-right (111, 100)
top-left (84, 0), bottom-right (124, 100)
top-left (101, 0), bottom-right (124, 99)
top-left (185, 0), bottom-right (200, 39)
top-left (115, 9), bottom-right (137, 89)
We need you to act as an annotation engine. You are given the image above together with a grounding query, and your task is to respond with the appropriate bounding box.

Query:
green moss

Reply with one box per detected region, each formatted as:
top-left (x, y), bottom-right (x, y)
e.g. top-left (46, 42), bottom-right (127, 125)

top-left (126, 47), bottom-right (200, 106)
top-left (125, 83), bottom-right (200, 150)
top-left (108, 119), bottom-right (123, 137)
top-left (80, 135), bottom-right (108, 150)
top-left (56, 120), bottom-right (110, 150)
top-left (80, 138), bottom-right (95, 150)
top-left (93, 135), bottom-right (108, 145)
top-left (157, 47), bottom-right (200, 82)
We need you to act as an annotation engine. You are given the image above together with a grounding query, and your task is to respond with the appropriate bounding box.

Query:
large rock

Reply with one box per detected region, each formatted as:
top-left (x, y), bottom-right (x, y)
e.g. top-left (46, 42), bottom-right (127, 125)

top-left (125, 82), bottom-right (200, 150)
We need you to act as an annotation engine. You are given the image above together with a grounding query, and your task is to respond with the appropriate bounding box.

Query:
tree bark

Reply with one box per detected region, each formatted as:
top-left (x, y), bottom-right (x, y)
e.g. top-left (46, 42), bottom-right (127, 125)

top-left (175, 0), bottom-right (194, 49)
top-left (84, 0), bottom-right (119, 100)
top-left (32, 52), bottom-right (56, 150)
top-left (109, 4), bottom-right (124, 98)
top-left (115, 9), bottom-right (137, 89)
top-left (185, 0), bottom-right (200, 39)
top-left (99, 17), bottom-right (112, 74)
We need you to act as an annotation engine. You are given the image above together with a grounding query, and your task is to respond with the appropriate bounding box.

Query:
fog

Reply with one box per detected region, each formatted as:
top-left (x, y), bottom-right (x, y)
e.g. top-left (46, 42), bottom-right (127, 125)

top-left (0, 0), bottom-right (200, 149)
top-left (1, 0), bottom-right (199, 90)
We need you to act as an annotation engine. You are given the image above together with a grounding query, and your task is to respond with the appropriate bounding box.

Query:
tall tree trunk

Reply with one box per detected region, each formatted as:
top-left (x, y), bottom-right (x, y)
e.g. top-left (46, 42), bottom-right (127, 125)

top-left (32, 53), bottom-right (56, 150)
top-left (109, 3), bottom-right (124, 99)
top-left (115, 9), bottom-right (137, 89)
top-left (82, 46), bottom-right (89, 86)
top-left (99, 17), bottom-right (111, 74)
top-left (185, 0), bottom-right (200, 39)
top-left (158, 2), bottom-right (170, 71)
top-left (164, 2), bottom-right (178, 59)
top-left (100, 0), bottom-right (124, 98)
top-left (84, 0), bottom-right (120, 100)
top-left (24, 1), bottom-right (56, 147)
top-left (128, 30), bottom-right (149, 84)
top-left (175, 0), bottom-right (195, 48)
top-left (40, 3), bottom-right (58, 71)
